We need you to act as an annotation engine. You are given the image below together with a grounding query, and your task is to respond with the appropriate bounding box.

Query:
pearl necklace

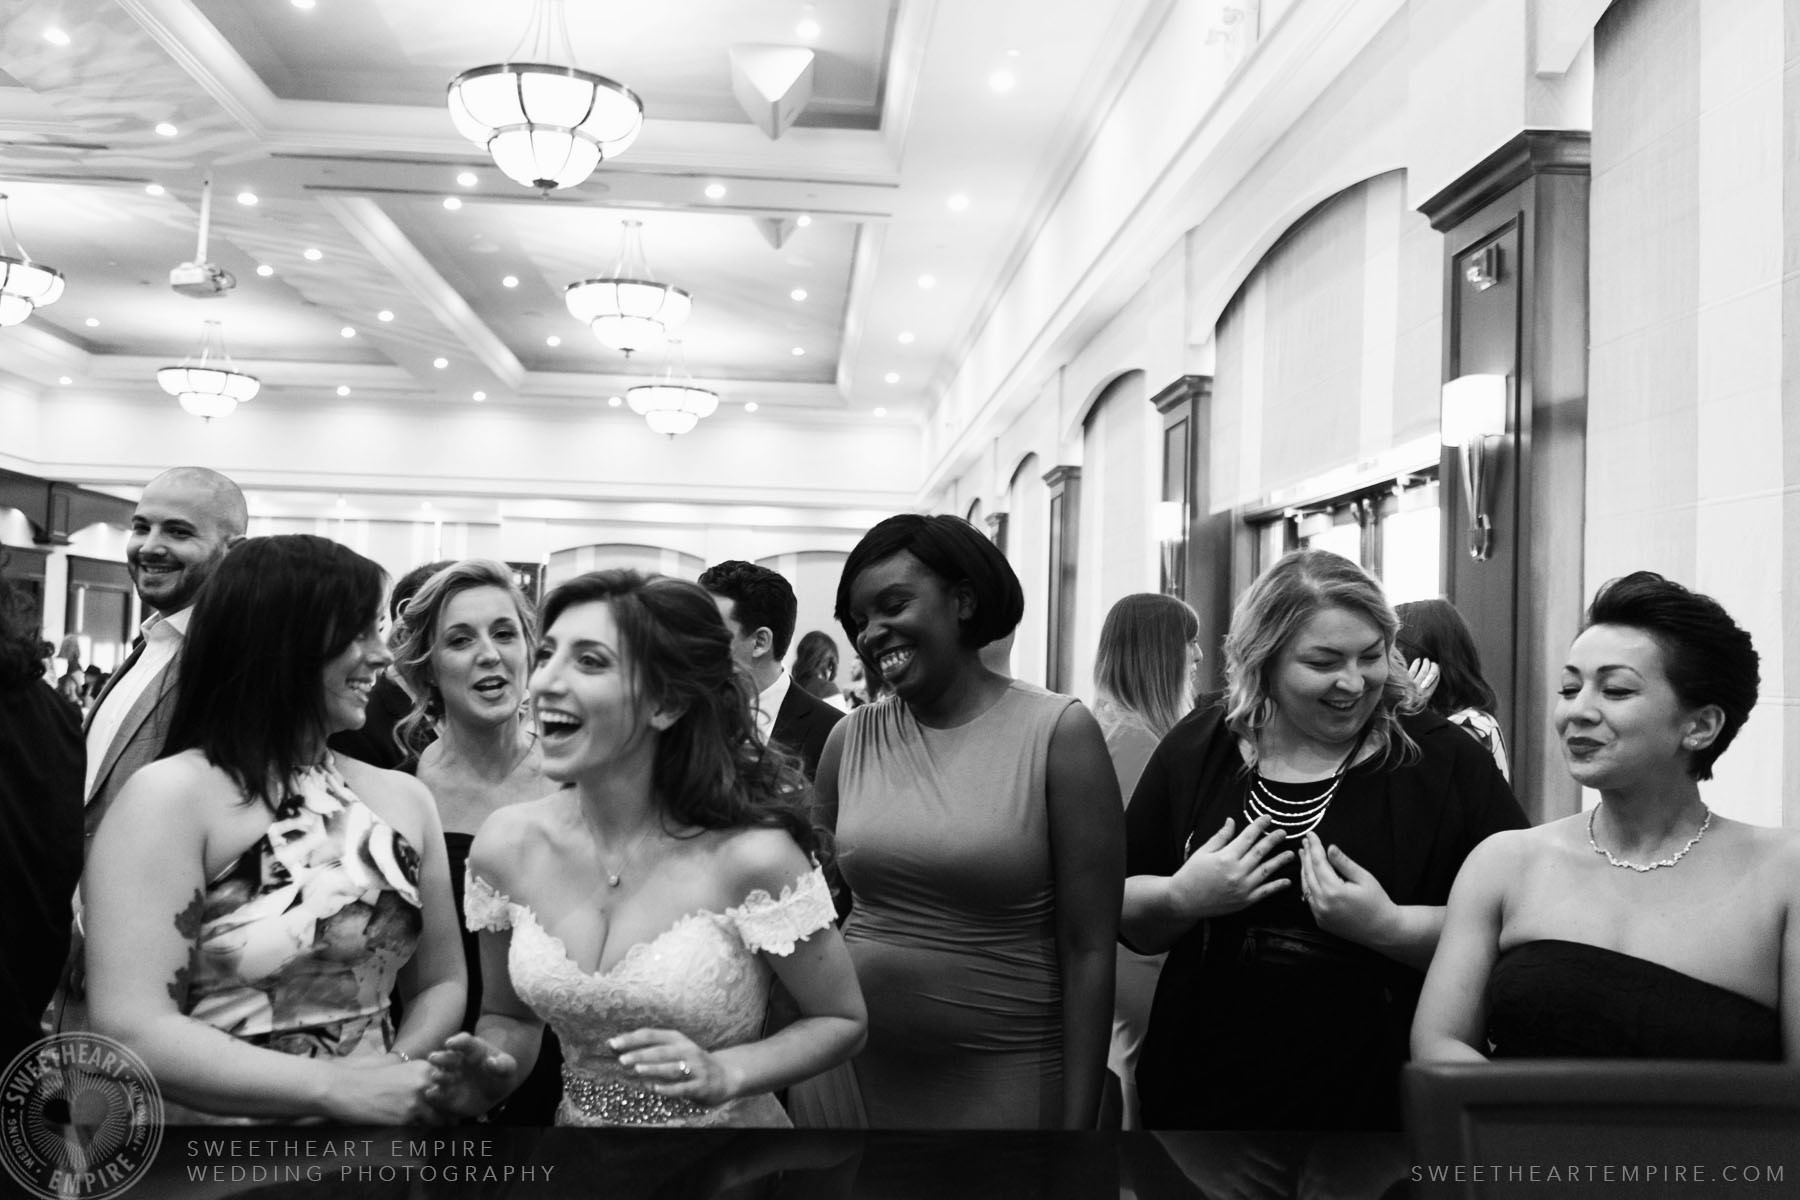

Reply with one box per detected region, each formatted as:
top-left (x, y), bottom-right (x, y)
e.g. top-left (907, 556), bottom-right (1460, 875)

top-left (597, 825), bottom-right (657, 889)
top-left (1586, 802), bottom-right (1712, 873)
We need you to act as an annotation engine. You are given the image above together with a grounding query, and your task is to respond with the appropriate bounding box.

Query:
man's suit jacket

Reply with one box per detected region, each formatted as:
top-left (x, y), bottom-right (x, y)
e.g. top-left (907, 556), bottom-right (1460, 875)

top-left (770, 683), bottom-right (843, 781)
top-left (83, 646), bottom-right (181, 839)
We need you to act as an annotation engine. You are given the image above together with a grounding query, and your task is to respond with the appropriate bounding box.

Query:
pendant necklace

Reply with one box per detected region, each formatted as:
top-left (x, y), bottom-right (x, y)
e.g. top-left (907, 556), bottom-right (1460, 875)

top-left (598, 824), bottom-right (657, 889)
top-left (1587, 802), bottom-right (1712, 873)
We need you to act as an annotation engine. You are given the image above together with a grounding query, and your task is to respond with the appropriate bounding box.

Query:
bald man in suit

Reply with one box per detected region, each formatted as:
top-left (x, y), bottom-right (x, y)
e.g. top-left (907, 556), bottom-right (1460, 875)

top-left (83, 466), bottom-right (247, 835)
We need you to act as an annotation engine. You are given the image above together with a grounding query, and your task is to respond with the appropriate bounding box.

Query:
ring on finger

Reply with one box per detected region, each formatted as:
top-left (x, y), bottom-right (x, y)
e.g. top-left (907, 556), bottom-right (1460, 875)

top-left (677, 1060), bottom-right (691, 1078)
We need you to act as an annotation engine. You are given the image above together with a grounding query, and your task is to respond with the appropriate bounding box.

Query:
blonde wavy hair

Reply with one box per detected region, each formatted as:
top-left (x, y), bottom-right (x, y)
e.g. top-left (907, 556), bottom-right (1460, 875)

top-left (1222, 549), bottom-right (1422, 770)
top-left (390, 559), bottom-right (536, 754)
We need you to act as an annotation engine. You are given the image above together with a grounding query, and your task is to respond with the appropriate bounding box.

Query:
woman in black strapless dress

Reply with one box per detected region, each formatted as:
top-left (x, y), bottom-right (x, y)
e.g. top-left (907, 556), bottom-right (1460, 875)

top-left (390, 559), bottom-right (563, 1118)
top-left (1414, 571), bottom-right (1798, 1063)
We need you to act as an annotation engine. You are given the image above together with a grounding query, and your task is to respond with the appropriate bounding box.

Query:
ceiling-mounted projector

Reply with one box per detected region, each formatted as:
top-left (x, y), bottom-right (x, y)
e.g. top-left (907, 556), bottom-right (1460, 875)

top-left (170, 174), bottom-right (235, 298)
top-left (170, 260), bottom-right (234, 298)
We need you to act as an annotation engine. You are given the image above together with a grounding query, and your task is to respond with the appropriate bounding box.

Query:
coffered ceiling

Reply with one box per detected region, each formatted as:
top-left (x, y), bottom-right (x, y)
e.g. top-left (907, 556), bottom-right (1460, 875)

top-left (0, 0), bottom-right (1158, 437)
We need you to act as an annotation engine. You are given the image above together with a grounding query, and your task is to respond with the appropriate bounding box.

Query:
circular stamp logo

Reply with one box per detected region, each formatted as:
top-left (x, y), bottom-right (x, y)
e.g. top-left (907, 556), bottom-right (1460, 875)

top-left (0, 1034), bottom-right (163, 1200)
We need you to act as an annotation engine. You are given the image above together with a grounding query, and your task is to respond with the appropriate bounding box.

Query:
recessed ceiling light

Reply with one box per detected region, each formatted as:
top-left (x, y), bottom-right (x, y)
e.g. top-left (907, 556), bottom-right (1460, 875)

top-left (255, 264), bottom-right (274, 277)
top-left (422, 500), bottom-right (433, 511)
top-left (292, 0), bottom-right (316, 9)
top-left (795, 213), bottom-right (812, 227)
top-left (442, 196), bottom-right (463, 211)
top-left (336, 385), bottom-right (351, 397)
top-left (744, 401), bottom-right (759, 413)
top-left (796, 17), bottom-right (821, 39)
top-left (704, 182), bottom-right (728, 200)
top-left (947, 193), bottom-right (970, 212)
top-left (608, 395), bottom-right (622, 407)
top-left (236, 191), bottom-right (258, 206)
top-left (303, 248), bottom-right (323, 261)
top-left (988, 70), bottom-right (1016, 93)
top-left (790, 288), bottom-right (808, 302)
top-left (84, 318), bottom-right (99, 328)
top-left (1007, 48), bottom-right (1021, 57)
top-left (884, 372), bottom-right (900, 384)
top-left (472, 391), bottom-right (486, 402)
top-left (791, 346), bottom-right (806, 356)
top-left (377, 310), bottom-right (394, 322)
top-left (457, 171), bottom-right (478, 187)
top-left (545, 334), bottom-right (561, 347)
top-left (874, 407), bottom-right (887, 417)
top-left (501, 274), bottom-right (519, 288)
top-left (433, 357), bottom-right (449, 369)
top-left (144, 183), bottom-right (165, 197)
top-left (340, 326), bottom-right (356, 338)
top-left (58, 376), bottom-right (72, 386)
top-left (154, 122), bottom-right (178, 137)
top-left (898, 331), bottom-right (915, 344)
top-left (335, 495), bottom-right (346, 508)
top-left (918, 274), bottom-right (937, 290)
top-left (44, 28), bottom-right (71, 46)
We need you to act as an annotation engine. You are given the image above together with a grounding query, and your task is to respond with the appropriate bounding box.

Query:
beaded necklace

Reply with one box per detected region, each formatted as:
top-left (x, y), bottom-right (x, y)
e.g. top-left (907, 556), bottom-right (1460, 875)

top-left (1240, 725), bottom-right (1369, 840)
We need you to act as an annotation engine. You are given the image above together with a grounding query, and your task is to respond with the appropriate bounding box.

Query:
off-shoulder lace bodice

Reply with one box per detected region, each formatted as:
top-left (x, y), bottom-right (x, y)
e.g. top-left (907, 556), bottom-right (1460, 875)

top-left (464, 865), bottom-right (835, 1126)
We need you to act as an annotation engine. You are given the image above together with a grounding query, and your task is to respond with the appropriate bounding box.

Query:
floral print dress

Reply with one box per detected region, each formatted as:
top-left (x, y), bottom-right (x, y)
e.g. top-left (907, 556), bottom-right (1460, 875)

top-left (173, 757), bottom-right (421, 1121)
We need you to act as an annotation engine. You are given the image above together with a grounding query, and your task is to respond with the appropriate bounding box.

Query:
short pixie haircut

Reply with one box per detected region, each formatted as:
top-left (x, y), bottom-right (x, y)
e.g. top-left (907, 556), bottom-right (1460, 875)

top-left (1584, 571), bottom-right (1759, 780)
top-left (834, 514), bottom-right (1024, 652)
top-left (1223, 548), bottom-right (1421, 769)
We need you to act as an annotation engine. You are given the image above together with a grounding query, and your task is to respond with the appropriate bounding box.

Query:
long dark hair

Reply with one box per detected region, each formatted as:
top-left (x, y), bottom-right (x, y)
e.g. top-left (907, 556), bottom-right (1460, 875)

top-left (540, 570), bottom-right (817, 856)
top-left (1394, 598), bottom-right (1499, 717)
top-left (1094, 592), bottom-right (1199, 738)
top-left (0, 562), bottom-right (41, 690)
top-left (162, 535), bottom-right (386, 810)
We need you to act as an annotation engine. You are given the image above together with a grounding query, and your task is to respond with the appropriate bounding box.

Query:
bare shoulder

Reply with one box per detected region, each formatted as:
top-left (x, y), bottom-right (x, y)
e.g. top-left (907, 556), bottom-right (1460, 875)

top-left (1459, 820), bottom-right (1552, 881)
top-left (333, 756), bottom-right (433, 840)
top-left (715, 825), bottom-right (812, 897)
top-left (1722, 818), bottom-right (1800, 889)
top-left (467, 789), bottom-right (568, 888)
top-left (109, 748), bottom-right (236, 821)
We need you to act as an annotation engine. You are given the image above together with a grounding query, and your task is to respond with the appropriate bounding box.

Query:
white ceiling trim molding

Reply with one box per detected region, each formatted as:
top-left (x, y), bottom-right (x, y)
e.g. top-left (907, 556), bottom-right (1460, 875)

top-left (0, 322), bottom-right (90, 386)
top-left (118, 0), bottom-right (279, 139)
top-left (919, 0), bottom-right (1407, 498)
top-left (833, 221), bottom-right (887, 400)
top-left (317, 195), bottom-right (524, 390)
top-left (876, 0), bottom-right (936, 163)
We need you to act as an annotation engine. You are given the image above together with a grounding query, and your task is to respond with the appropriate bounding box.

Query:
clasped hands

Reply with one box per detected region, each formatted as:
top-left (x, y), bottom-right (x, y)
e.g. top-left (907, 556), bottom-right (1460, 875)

top-left (1172, 815), bottom-right (1397, 942)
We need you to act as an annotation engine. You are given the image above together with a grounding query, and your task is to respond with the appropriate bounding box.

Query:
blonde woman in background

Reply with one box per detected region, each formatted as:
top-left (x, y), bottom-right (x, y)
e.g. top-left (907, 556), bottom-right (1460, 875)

top-left (1091, 592), bottom-right (1200, 1129)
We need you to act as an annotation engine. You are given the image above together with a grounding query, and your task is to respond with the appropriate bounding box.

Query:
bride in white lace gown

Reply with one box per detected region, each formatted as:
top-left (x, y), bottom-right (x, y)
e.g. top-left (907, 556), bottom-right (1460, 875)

top-left (424, 571), bottom-right (867, 1127)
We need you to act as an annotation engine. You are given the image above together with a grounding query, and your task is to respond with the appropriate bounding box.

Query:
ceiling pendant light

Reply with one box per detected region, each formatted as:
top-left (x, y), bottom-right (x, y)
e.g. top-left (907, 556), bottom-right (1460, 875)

top-left (626, 339), bottom-right (718, 437)
top-left (565, 218), bottom-right (692, 356)
top-left (157, 320), bottom-right (260, 420)
top-left (447, 0), bottom-right (643, 192)
top-left (0, 192), bottom-right (66, 327)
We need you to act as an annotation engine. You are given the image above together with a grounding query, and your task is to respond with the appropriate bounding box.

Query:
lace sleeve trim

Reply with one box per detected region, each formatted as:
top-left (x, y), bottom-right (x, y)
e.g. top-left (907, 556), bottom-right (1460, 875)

top-left (728, 864), bottom-right (835, 957)
top-left (465, 873), bottom-right (515, 933)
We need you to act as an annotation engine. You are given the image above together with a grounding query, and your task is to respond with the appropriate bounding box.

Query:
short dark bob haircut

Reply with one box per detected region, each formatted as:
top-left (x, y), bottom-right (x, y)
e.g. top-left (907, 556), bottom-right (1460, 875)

top-left (163, 535), bottom-right (386, 810)
top-left (539, 569), bottom-right (816, 856)
top-left (834, 514), bottom-right (1024, 653)
top-left (1584, 570), bottom-right (1759, 781)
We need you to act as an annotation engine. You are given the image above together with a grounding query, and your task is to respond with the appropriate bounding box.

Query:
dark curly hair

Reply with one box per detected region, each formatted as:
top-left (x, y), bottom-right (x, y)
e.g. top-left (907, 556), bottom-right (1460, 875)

top-left (162, 535), bottom-right (386, 810)
top-left (540, 570), bottom-right (817, 856)
top-left (834, 514), bottom-right (1023, 654)
top-left (1584, 571), bottom-right (1759, 781)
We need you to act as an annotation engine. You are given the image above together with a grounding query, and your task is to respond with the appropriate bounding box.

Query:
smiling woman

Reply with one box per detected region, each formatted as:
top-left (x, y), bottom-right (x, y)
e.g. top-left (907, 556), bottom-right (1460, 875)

top-left (81, 535), bottom-right (466, 1124)
top-left (1119, 548), bottom-right (1525, 1130)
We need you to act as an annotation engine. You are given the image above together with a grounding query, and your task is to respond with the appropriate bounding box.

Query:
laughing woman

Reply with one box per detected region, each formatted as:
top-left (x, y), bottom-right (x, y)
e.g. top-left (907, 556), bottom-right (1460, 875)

top-left (1121, 549), bottom-right (1524, 1129)
top-left (424, 570), bottom-right (866, 1126)
top-left (1414, 572), bottom-right (1800, 1063)
top-left (795, 514), bottom-right (1124, 1129)
top-left (84, 535), bottom-right (464, 1123)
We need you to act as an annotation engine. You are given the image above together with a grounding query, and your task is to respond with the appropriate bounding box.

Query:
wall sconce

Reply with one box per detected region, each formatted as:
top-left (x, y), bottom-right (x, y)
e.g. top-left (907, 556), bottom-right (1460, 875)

top-left (1440, 373), bottom-right (1510, 561)
top-left (1154, 499), bottom-right (1186, 595)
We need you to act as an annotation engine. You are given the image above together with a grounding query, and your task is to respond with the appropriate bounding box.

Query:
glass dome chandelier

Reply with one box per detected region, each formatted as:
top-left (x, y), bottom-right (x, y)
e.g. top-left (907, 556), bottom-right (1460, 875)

top-left (157, 321), bottom-right (260, 420)
top-left (0, 192), bottom-right (66, 327)
top-left (565, 219), bottom-right (691, 356)
top-left (447, 0), bottom-right (644, 192)
top-left (626, 340), bottom-right (718, 437)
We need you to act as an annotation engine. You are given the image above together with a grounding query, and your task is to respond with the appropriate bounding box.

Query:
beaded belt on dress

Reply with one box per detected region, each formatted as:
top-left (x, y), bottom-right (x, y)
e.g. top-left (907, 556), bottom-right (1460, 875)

top-left (562, 1068), bottom-right (710, 1125)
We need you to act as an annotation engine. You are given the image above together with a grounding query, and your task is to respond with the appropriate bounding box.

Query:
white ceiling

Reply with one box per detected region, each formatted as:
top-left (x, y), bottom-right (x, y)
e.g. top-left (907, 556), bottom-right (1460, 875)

top-left (0, 0), bottom-right (1157, 432)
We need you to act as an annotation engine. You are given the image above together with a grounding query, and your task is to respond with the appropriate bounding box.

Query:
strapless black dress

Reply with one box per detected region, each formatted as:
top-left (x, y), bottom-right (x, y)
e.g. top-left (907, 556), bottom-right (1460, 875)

top-left (1487, 940), bottom-right (1780, 1060)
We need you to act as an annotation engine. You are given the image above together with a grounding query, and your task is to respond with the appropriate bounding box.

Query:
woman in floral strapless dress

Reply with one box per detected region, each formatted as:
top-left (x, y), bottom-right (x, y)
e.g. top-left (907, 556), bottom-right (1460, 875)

top-left (84, 535), bottom-right (465, 1124)
top-left (425, 570), bottom-right (866, 1126)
